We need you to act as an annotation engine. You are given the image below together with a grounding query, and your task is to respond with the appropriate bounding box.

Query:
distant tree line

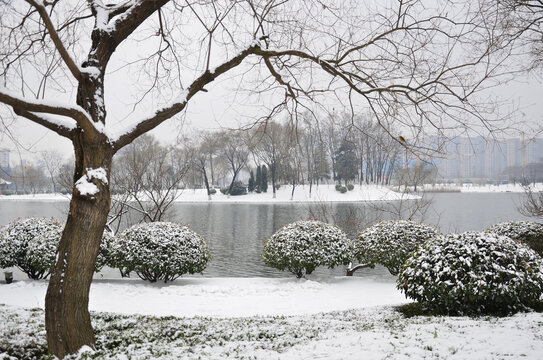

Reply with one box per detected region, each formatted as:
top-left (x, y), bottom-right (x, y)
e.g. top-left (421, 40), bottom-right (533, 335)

top-left (178, 113), bottom-right (417, 197)
top-left (2, 113), bottom-right (435, 197)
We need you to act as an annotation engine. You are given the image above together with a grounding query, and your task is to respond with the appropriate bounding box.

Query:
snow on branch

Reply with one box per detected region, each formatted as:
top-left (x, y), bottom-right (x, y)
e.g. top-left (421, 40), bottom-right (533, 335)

top-left (96, 0), bottom-right (170, 49)
top-left (111, 44), bottom-right (261, 151)
top-left (13, 110), bottom-right (75, 139)
top-left (0, 87), bottom-right (103, 137)
top-left (92, 0), bottom-right (140, 33)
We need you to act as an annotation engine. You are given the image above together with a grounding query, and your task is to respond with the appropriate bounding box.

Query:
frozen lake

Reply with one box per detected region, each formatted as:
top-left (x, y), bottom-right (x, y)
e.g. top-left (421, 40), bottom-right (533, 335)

top-left (0, 192), bottom-right (535, 278)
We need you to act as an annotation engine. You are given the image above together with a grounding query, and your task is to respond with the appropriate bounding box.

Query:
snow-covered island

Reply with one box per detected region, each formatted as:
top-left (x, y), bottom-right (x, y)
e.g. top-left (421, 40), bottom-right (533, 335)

top-left (0, 184), bottom-right (420, 203)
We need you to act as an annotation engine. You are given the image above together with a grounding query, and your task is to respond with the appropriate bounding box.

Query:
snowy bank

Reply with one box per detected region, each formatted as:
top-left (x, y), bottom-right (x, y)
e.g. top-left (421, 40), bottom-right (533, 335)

top-left (175, 185), bottom-right (419, 203)
top-left (421, 182), bottom-right (543, 193)
top-left (0, 185), bottom-right (419, 203)
top-left (0, 193), bottom-right (71, 201)
top-left (0, 276), bottom-right (408, 317)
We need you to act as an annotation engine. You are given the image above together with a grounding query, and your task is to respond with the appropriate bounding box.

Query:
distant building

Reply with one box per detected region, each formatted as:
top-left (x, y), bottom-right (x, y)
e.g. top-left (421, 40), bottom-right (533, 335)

top-left (432, 136), bottom-right (543, 182)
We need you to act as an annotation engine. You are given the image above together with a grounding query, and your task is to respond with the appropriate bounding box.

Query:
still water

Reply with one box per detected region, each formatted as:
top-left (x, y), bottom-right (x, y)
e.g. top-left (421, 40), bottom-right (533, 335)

top-left (0, 193), bottom-right (535, 278)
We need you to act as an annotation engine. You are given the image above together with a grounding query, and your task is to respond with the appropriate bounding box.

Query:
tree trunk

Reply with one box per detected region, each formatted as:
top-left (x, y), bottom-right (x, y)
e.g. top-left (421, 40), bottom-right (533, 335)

top-left (45, 137), bottom-right (112, 358)
top-left (271, 164), bottom-right (276, 199)
top-left (202, 167), bottom-right (211, 200)
top-left (227, 171), bottom-right (238, 195)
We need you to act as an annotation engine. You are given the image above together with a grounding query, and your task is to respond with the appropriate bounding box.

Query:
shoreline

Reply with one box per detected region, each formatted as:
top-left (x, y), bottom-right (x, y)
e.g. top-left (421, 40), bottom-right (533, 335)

top-left (0, 185), bottom-right (421, 203)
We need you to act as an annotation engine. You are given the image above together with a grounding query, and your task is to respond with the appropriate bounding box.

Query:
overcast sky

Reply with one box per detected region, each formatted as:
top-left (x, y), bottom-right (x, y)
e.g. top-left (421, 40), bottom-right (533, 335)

top-left (3, 71), bottom-right (540, 166)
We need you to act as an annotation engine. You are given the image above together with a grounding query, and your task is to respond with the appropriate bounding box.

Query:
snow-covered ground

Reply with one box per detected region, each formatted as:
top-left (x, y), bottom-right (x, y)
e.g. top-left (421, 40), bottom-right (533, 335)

top-left (460, 183), bottom-right (543, 193)
top-left (423, 182), bottom-right (543, 193)
top-left (0, 193), bottom-right (71, 201)
top-left (0, 276), bottom-right (407, 317)
top-left (0, 185), bottom-right (419, 203)
top-left (1, 277), bottom-right (542, 359)
top-left (3, 183), bottom-right (541, 204)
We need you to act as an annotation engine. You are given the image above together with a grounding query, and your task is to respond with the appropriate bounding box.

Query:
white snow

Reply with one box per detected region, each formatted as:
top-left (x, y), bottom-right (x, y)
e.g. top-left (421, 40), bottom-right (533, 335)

top-left (178, 185), bottom-right (419, 203)
top-left (86, 167), bottom-right (108, 185)
top-left (29, 112), bottom-right (76, 131)
top-left (1, 277), bottom-right (542, 359)
top-left (0, 193), bottom-right (70, 201)
top-left (0, 276), bottom-right (408, 317)
top-left (0, 86), bottom-right (92, 122)
top-left (75, 177), bottom-right (99, 196)
top-left (75, 168), bottom-right (107, 196)
top-left (424, 182), bottom-right (543, 193)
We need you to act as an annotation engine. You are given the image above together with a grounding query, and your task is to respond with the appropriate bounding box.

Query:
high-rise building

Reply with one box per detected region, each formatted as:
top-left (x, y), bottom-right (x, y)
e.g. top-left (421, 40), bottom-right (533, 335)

top-left (432, 136), bottom-right (541, 181)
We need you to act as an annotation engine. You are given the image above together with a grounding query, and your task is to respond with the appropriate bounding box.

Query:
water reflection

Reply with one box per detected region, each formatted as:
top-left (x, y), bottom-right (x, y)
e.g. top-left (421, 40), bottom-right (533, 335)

top-left (0, 192), bottom-right (535, 278)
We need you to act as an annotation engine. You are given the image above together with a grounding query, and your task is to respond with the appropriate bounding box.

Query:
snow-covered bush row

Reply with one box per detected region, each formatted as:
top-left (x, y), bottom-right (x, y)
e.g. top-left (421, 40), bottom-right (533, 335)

top-left (354, 220), bottom-right (439, 275)
top-left (0, 218), bottom-right (113, 279)
top-left (486, 221), bottom-right (543, 257)
top-left (109, 222), bottom-right (211, 282)
top-left (398, 232), bottom-right (543, 314)
top-left (262, 220), bottom-right (352, 278)
top-left (0, 218), bottom-right (62, 279)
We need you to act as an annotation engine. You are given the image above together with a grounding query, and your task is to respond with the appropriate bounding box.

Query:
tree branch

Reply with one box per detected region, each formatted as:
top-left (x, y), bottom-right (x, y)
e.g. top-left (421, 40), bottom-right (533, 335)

top-left (24, 0), bottom-right (82, 80)
top-left (13, 109), bottom-right (75, 139)
top-left (0, 87), bottom-right (97, 136)
top-left (112, 44), bottom-right (261, 151)
top-left (107, 0), bottom-right (170, 49)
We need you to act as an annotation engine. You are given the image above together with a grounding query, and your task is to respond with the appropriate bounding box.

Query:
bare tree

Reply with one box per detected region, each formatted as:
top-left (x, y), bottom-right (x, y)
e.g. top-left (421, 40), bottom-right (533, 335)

top-left (108, 134), bottom-right (190, 233)
top-left (0, 0), bottom-right (516, 356)
top-left (219, 131), bottom-right (249, 195)
top-left (519, 184), bottom-right (543, 218)
top-left (299, 114), bottom-right (330, 196)
top-left (40, 150), bottom-right (64, 193)
top-left (187, 133), bottom-right (217, 200)
top-left (57, 160), bottom-right (75, 194)
top-left (250, 121), bottom-right (287, 198)
top-left (23, 162), bottom-right (48, 194)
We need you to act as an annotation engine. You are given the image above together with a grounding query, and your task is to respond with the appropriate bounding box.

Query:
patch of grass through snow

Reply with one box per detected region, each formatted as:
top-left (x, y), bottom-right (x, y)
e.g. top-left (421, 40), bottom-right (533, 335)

top-left (1, 304), bottom-right (542, 359)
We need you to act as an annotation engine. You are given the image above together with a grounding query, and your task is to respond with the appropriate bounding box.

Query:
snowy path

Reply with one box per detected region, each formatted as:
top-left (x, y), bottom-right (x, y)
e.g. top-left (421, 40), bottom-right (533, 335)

top-left (0, 276), bottom-right (409, 317)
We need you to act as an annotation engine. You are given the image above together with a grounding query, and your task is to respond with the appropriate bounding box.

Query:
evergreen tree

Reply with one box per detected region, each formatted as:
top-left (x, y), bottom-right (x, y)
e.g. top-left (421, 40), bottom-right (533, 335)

top-left (248, 169), bottom-right (255, 192)
top-left (334, 140), bottom-right (357, 185)
top-left (261, 165), bottom-right (269, 192)
top-left (255, 165), bottom-right (262, 193)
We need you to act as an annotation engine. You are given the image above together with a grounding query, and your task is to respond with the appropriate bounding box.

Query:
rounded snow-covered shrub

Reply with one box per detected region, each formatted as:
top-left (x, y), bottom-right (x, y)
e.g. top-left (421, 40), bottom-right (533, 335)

top-left (486, 221), bottom-right (543, 257)
top-left (229, 181), bottom-right (247, 196)
top-left (208, 188), bottom-right (217, 195)
top-left (398, 232), bottom-right (543, 314)
top-left (109, 222), bottom-right (211, 282)
top-left (347, 184), bottom-right (354, 191)
top-left (262, 220), bottom-right (352, 278)
top-left (0, 217), bottom-right (62, 279)
top-left (95, 231), bottom-right (115, 272)
top-left (355, 220), bottom-right (439, 275)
